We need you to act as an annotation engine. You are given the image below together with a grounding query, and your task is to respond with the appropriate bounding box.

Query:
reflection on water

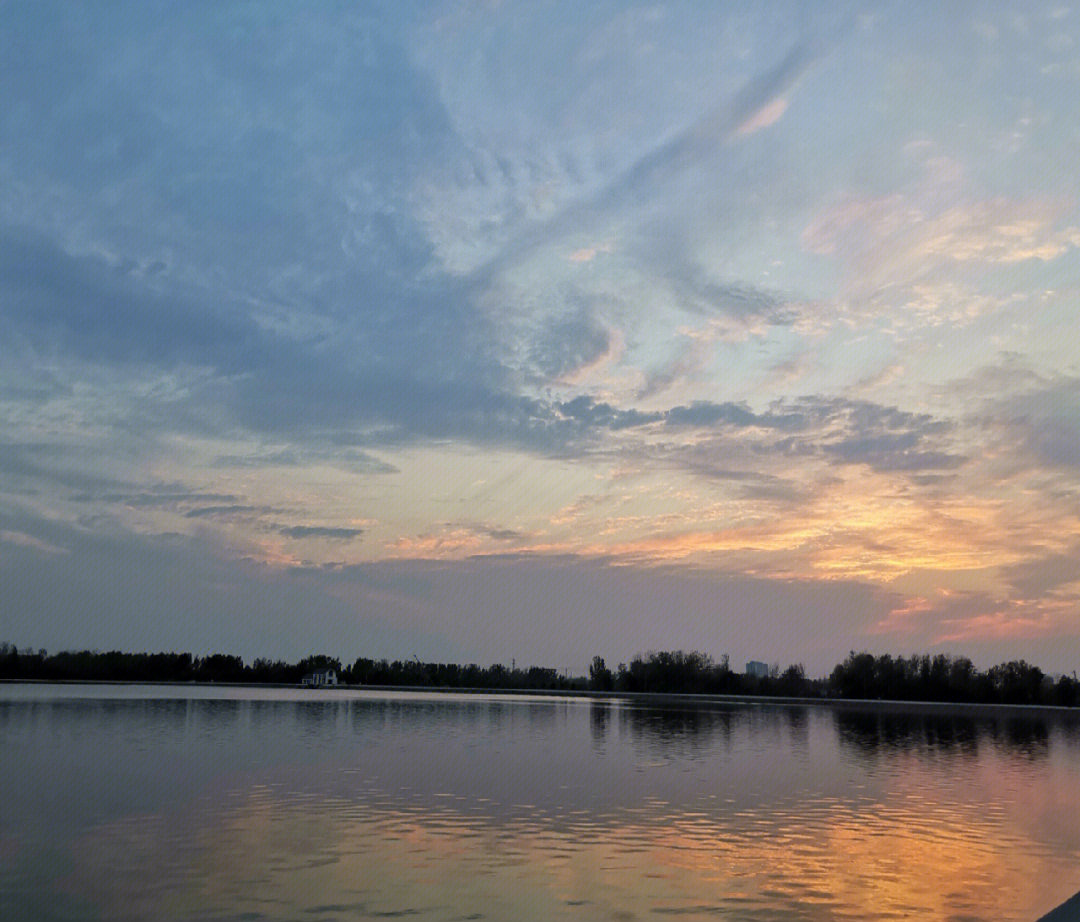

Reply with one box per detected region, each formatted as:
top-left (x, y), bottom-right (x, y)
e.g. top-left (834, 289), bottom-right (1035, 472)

top-left (834, 708), bottom-right (1058, 760)
top-left (2, 686), bottom-right (1080, 922)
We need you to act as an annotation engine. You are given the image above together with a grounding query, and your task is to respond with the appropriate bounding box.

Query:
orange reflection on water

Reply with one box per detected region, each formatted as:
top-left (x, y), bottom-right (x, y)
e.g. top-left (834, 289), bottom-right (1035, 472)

top-left (65, 778), bottom-right (1079, 922)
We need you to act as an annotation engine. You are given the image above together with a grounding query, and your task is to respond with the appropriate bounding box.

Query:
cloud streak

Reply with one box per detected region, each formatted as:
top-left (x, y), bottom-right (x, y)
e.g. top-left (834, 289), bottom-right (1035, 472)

top-left (469, 38), bottom-right (829, 285)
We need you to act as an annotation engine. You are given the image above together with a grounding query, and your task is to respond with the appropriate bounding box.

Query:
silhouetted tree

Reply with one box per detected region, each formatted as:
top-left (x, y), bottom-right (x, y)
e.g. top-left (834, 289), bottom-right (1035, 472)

top-left (589, 656), bottom-right (614, 691)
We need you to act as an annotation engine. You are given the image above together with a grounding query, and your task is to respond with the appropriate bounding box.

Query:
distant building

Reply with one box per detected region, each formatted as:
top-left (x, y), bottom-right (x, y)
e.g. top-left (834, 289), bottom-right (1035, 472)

top-left (745, 660), bottom-right (770, 678)
top-left (301, 668), bottom-right (338, 688)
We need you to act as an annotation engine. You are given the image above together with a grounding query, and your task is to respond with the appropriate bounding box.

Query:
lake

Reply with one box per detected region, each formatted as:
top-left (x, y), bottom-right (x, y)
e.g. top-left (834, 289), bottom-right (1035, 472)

top-left (2, 684), bottom-right (1079, 921)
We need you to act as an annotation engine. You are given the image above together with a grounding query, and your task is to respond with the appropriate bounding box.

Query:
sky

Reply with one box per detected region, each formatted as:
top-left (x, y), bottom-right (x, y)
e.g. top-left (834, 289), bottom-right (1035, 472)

top-left (2, 1), bottom-right (1080, 676)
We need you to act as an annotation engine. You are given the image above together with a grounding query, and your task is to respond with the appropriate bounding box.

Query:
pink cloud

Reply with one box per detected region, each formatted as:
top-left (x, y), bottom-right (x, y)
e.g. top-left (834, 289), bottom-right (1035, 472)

top-left (736, 96), bottom-right (789, 135)
top-left (567, 242), bottom-right (613, 263)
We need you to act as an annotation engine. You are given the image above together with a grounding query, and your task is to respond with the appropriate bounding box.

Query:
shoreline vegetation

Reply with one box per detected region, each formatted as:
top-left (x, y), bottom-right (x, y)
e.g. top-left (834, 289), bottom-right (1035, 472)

top-left (2, 644), bottom-right (1077, 709)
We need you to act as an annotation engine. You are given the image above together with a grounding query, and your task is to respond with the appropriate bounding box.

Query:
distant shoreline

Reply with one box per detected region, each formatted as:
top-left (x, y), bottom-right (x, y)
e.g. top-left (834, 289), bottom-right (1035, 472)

top-left (4, 678), bottom-right (1079, 718)
top-left (6, 649), bottom-right (1075, 708)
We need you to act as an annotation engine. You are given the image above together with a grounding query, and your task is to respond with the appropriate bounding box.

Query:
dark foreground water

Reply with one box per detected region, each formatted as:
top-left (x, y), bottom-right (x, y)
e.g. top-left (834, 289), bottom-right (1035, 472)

top-left (2, 685), bottom-right (1079, 921)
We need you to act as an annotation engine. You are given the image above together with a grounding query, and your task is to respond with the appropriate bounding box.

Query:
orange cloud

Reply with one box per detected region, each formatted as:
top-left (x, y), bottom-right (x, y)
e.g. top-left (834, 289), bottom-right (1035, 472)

top-left (567, 242), bottom-right (613, 263)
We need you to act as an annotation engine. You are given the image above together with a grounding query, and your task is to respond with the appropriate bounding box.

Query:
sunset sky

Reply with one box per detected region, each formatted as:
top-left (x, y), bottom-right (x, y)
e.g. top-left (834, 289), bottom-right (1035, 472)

top-left (2, 1), bottom-right (1079, 674)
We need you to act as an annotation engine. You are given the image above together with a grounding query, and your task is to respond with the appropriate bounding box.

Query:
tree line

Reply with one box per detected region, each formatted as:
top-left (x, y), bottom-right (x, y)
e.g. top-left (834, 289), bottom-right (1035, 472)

top-left (1, 643), bottom-right (1077, 706)
top-left (587, 651), bottom-right (811, 697)
top-left (591, 650), bottom-right (1079, 706)
top-left (0, 643), bottom-right (581, 690)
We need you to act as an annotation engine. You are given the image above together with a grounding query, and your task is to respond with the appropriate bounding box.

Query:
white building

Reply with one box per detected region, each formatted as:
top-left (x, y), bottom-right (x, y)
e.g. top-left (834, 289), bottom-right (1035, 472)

top-left (745, 660), bottom-right (770, 679)
top-left (301, 668), bottom-right (338, 687)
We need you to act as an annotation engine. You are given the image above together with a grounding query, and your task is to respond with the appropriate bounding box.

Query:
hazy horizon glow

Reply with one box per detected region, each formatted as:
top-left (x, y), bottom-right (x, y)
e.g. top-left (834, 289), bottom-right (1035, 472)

top-left (2, 1), bottom-right (1079, 675)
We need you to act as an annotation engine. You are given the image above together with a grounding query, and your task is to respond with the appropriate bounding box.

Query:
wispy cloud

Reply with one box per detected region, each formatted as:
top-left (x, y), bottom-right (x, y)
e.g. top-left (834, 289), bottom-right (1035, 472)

top-left (464, 38), bottom-right (832, 286)
top-left (185, 505), bottom-right (271, 519)
top-left (276, 525), bottom-right (365, 541)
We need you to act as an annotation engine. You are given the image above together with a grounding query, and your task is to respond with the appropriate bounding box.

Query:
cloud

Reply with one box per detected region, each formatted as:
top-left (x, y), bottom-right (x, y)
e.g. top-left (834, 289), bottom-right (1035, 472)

top-left (993, 377), bottom-right (1080, 470)
top-left (466, 37), bottom-right (829, 285)
top-left (276, 525), bottom-right (364, 541)
top-left (1, 4), bottom-right (460, 284)
top-left (211, 450), bottom-right (305, 468)
top-left (809, 399), bottom-right (961, 472)
top-left (736, 96), bottom-right (790, 135)
top-left (802, 194), bottom-right (1080, 266)
top-left (211, 448), bottom-right (398, 474)
top-left (800, 189), bottom-right (1080, 330)
top-left (185, 505), bottom-right (270, 519)
top-left (0, 8), bottom-right (835, 475)
top-left (872, 589), bottom-right (1076, 651)
top-left (850, 363), bottom-right (905, 394)
top-left (653, 459), bottom-right (812, 504)
top-left (0, 440), bottom-right (129, 497)
top-left (567, 243), bottom-right (612, 263)
top-left (0, 226), bottom-right (541, 455)
top-left (0, 529), bottom-right (67, 556)
top-left (1, 8), bottom-right (577, 461)
top-left (116, 490), bottom-right (241, 508)
top-left (413, 2), bottom-right (848, 276)
top-left (1001, 542), bottom-right (1080, 597)
top-left (66, 486), bottom-right (251, 511)
top-left (550, 495), bottom-right (605, 526)
top-left (0, 227), bottom-right (258, 369)
top-left (556, 396), bottom-right (662, 432)
top-left (825, 436), bottom-right (963, 472)
top-left (456, 523), bottom-right (525, 542)
top-left (653, 258), bottom-right (794, 324)
top-left (666, 401), bottom-right (792, 430)
top-left (661, 396), bottom-right (962, 474)
top-left (526, 311), bottom-right (617, 383)
top-left (389, 521), bottom-right (530, 558)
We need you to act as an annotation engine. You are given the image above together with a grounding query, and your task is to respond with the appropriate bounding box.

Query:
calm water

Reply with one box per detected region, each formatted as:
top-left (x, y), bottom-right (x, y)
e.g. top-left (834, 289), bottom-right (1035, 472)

top-left (2, 685), bottom-right (1079, 921)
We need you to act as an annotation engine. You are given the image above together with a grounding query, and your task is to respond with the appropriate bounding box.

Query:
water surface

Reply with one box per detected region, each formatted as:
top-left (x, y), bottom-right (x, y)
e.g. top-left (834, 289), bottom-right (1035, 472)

top-left (2, 684), bottom-right (1079, 921)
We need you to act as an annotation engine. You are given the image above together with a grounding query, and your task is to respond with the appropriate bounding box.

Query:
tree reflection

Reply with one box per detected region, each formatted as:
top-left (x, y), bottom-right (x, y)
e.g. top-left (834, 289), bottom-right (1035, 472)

top-left (620, 702), bottom-right (741, 755)
top-left (589, 700), bottom-right (610, 745)
top-left (833, 708), bottom-right (1056, 760)
top-left (989, 717), bottom-right (1050, 758)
